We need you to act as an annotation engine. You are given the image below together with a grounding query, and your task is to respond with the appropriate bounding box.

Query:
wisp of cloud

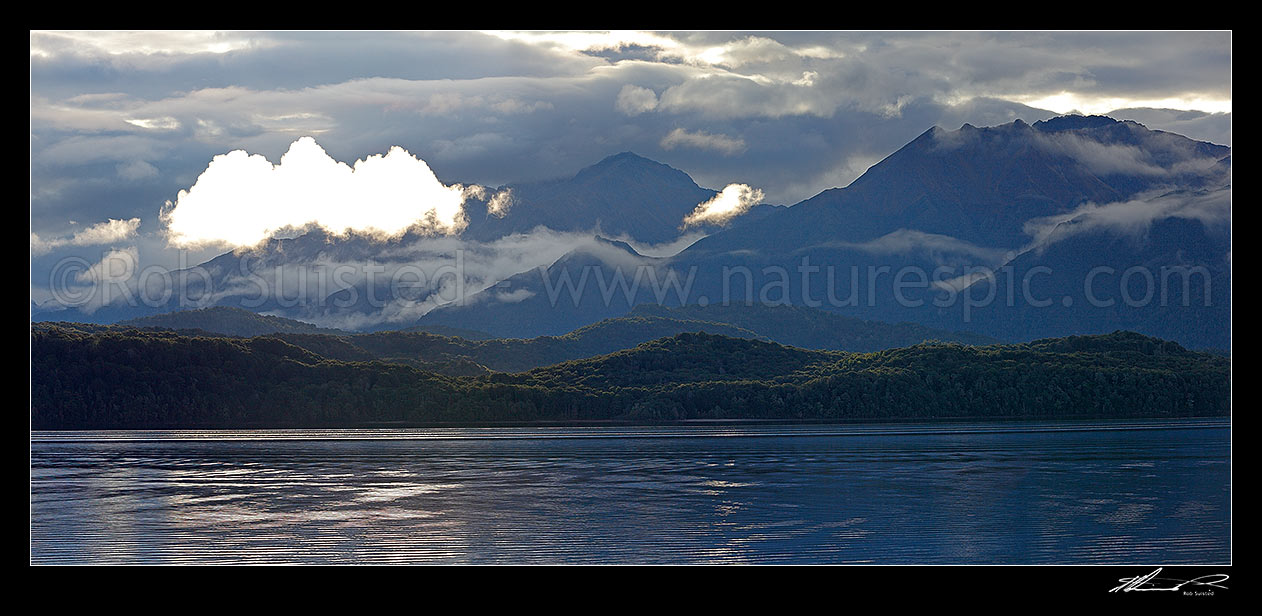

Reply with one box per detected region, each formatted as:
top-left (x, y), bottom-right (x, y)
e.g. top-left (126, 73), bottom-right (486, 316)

top-left (682, 183), bottom-right (764, 228)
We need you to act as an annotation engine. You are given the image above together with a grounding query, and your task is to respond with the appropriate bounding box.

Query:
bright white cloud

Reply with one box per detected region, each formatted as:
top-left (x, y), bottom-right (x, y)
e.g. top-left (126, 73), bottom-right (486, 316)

top-left (31, 218), bottom-right (141, 256)
top-left (486, 188), bottom-right (514, 217)
top-left (682, 183), bottom-right (764, 228)
top-left (463, 184), bottom-right (515, 217)
top-left (124, 116), bottom-right (181, 130)
top-left (1015, 92), bottom-right (1232, 116)
top-left (482, 30), bottom-right (685, 55)
top-left (31, 30), bottom-right (266, 58)
top-left (162, 137), bottom-right (473, 247)
top-left (659, 128), bottom-right (746, 155)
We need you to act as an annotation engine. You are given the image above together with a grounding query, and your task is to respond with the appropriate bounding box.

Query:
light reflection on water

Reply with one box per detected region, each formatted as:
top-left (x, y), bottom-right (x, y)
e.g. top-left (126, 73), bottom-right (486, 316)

top-left (30, 420), bottom-right (1230, 564)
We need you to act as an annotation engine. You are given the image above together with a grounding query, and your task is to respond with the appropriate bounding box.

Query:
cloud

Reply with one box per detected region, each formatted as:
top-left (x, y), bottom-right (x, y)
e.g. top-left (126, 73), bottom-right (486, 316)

top-left (29, 30), bottom-right (1231, 300)
top-left (31, 31), bottom-right (265, 58)
top-left (659, 128), bottom-right (746, 155)
top-left (1106, 108), bottom-right (1231, 147)
top-left (494, 288), bottom-right (535, 303)
top-left (207, 228), bottom-right (655, 329)
top-left (1022, 186), bottom-right (1231, 252)
top-left (617, 230), bottom-right (709, 258)
top-left (919, 185), bottom-right (1237, 295)
top-left (29, 32), bottom-right (1233, 226)
top-left (463, 185), bottom-right (515, 217)
top-left (162, 137), bottom-right (474, 247)
top-left (61, 246), bottom-right (141, 314)
top-left (815, 228), bottom-right (1009, 267)
top-left (1040, 133), bottom-right (1169, 176)
top-left (117, 160), bottom-right (159, 180)
top-left (486, 189), bottom-right (515, 217)
top-left (616, 85), bottom-right (658, 115)
top-left (75, 246), bottom-right (138, 285)
top-left (31, 218), bottom-right (141, 256)
top-left (682, 184), bottom-right (764, 228)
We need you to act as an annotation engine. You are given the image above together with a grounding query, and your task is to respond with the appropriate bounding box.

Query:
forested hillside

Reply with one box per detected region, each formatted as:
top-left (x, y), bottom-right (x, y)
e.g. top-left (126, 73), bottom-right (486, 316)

top-left (32, 327), bottom-right (1229, 429)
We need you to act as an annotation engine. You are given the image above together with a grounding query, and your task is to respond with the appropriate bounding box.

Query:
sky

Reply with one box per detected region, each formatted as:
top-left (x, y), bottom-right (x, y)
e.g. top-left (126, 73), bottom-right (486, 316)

top-left (30, 30), bottom-right (1232, 317)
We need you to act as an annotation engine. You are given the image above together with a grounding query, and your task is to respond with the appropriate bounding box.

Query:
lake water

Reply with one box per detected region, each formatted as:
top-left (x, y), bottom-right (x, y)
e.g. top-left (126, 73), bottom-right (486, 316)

top-left (30, 420), bottom-right (1231, 564)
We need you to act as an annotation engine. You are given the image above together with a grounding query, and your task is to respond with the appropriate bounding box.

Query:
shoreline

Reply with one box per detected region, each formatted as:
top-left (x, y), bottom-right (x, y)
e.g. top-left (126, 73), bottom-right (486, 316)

top-left (30, 416), bottom-right (1231, 443)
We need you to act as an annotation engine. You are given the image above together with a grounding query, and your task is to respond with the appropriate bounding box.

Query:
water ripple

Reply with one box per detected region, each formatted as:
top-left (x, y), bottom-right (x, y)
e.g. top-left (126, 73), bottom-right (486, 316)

top-left (30, 422), bottom-right (1230, 564)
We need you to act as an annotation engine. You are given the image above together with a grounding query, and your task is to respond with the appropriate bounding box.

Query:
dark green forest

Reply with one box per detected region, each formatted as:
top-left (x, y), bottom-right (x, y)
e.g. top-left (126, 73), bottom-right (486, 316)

top-left (31, 324), bottom-right (1229, 429)
top-left (42, 303), bottom-right (1003, 374)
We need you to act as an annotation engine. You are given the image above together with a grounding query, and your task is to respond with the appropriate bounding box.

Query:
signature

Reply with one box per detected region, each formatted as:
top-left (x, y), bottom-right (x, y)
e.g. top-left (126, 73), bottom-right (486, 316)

top-left (1110, 568), bottom-right (1229, 593)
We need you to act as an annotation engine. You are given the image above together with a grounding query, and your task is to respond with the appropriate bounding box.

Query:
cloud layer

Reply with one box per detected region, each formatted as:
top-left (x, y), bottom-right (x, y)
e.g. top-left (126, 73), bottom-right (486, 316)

top-left (660, 128), bottom-right (746, 155)
top-left (1022, 186), bottom-right (1231, 252)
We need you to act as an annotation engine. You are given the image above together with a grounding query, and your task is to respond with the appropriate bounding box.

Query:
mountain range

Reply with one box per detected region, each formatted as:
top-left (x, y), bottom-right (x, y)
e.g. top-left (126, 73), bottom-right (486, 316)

top-left (423, 116), bottom-right (1231, 348)
top-left (33, 114), bottom-right (1231, 350)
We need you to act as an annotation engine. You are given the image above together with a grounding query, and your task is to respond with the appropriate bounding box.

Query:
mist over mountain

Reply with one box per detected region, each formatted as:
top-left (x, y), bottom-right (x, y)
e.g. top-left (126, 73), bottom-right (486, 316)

top-left (34, 114), bottom-right (1230, 350)
top-left (418, 235), bottom-right (661, 337)
top-left (952, 205), bottom-right (1230, 346)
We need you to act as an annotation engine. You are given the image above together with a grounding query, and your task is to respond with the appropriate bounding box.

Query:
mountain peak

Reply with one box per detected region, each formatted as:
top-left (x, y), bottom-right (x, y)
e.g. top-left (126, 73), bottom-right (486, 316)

top-left (574, 151), bottom-right (684, 182)
top-left (462, 149), bottom-right (713, 245)
top-left (1032, 114), bottom-right (1128, 132)
top-left (604, 151), bottom-right (653, 163)
top-left (592, 234), bottom-right (642, 254)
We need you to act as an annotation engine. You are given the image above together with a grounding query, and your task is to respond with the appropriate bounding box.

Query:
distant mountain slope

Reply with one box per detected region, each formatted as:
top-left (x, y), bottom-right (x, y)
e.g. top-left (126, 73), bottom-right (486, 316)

top-left (417, 235), bottom-right (662, 338)
top-left (33, 327), bottom-right (1230, 428)
top-left (521, 332), bottom-right (833, 389)
top-left (416, 116), bottom-right (1231, 349)
top-left (118, 307), bottom-right (345, 337)
top-left (687, 116), bottom-right (1230, 255)
top-left (659, 115), bottom-right (1232, 350)
top-left (401, 324), bottom-right (495, 340)
top-left (627, 303), bottom-right (1001, 351)
top-left (948, 206), bottom-right (1231, 348)
top-left (88, 301), bottom-right (1001, 374)
top-left (39, 307), bottom-right (763, 374)
top-left (275, 313), bottom-right (763, 373)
